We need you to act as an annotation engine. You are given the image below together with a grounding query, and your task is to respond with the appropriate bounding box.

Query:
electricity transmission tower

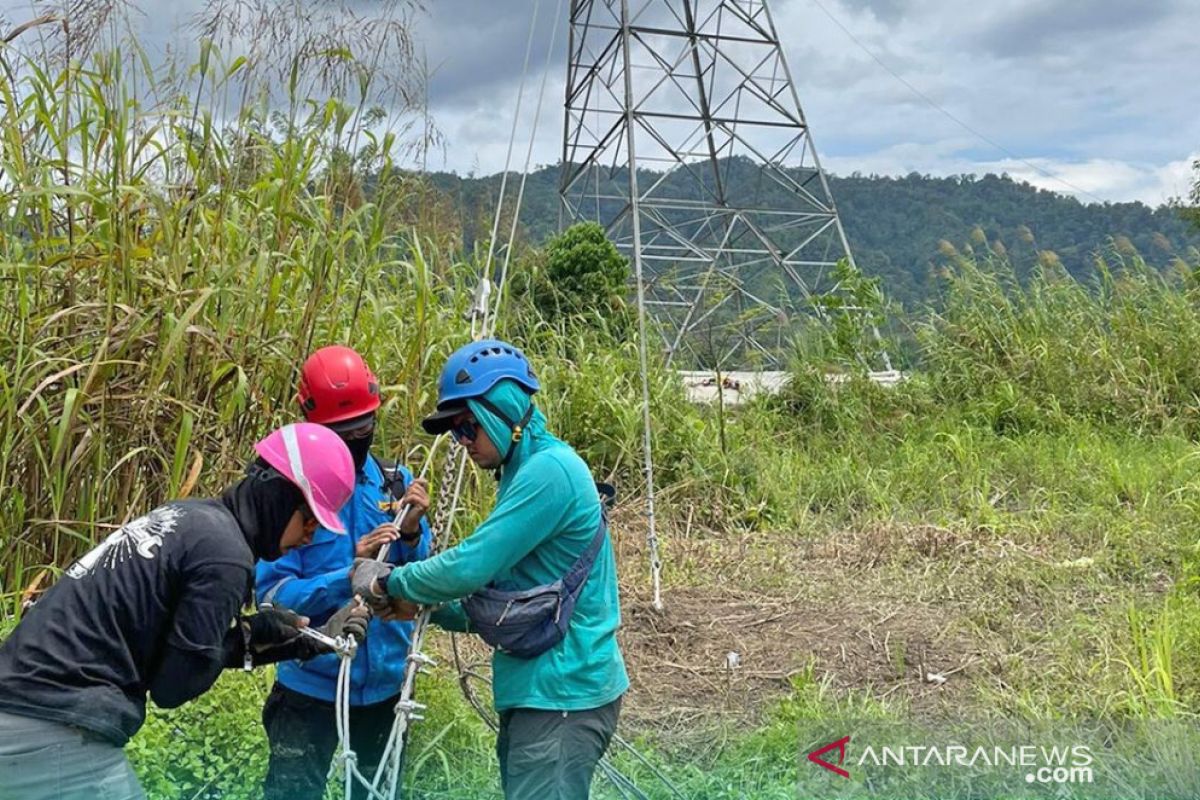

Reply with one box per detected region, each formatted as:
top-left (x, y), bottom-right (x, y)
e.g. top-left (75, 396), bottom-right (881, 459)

top-left (559, 0), bottom-right (883, 370)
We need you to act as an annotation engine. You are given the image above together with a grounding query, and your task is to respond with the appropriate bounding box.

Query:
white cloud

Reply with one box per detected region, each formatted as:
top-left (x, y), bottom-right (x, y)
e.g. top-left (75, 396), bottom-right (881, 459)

top-left (995, 155), bottom-right (1199, 206)
top-left (825, 145), bottom-right (1200, 206)
top-left (2, 0), bottom-right (1198, 204)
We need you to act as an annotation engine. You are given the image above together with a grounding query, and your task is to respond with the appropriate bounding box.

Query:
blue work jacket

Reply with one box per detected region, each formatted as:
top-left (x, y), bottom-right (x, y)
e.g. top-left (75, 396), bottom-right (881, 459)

top-left (255, 455), bottom-right (432, 705)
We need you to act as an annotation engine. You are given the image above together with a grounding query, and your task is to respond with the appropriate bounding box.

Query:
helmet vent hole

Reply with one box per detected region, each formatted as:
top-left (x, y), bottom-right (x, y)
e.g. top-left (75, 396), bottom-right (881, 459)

top-left (455, 369), bottom-right (473, 385)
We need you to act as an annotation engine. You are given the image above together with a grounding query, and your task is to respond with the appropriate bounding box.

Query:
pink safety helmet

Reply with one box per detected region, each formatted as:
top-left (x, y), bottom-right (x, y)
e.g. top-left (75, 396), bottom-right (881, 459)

top-left (254, 422), bottom-right (355, 534)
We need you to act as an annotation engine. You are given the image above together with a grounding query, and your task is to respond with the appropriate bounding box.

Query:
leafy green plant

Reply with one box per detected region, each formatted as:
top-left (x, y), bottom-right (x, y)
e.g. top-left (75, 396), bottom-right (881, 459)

top-left (524, 221), bottom-right (633, 338)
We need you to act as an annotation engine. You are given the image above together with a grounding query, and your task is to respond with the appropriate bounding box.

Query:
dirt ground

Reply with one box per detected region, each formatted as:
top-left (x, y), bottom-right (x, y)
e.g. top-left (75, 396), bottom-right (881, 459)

top-left (608, 508), bottom-right (1024, 731)
top-left (439, 502), bottom-right (1125, 737)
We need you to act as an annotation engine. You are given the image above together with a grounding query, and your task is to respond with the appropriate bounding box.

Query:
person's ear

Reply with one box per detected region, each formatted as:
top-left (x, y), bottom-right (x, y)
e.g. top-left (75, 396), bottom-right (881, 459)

top-left (303, 515), bottom-right (320, 535)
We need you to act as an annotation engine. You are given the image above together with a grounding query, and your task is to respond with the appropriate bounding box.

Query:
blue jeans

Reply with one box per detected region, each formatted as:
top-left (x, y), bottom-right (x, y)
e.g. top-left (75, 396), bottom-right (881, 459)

top-left (0, 710), bottom-right (144, 800)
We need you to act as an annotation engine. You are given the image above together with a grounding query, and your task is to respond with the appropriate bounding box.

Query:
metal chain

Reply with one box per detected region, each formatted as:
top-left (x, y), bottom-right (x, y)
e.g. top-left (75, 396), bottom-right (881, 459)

top-left (366, 444), bottom-right (469, 799)
top-left (430, 441), bottom-right (462, 538)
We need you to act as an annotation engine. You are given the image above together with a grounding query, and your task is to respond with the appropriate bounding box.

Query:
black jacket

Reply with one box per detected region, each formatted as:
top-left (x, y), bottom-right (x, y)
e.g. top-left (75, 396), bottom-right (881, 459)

top-left (0, 499), bottom-right (254, 745)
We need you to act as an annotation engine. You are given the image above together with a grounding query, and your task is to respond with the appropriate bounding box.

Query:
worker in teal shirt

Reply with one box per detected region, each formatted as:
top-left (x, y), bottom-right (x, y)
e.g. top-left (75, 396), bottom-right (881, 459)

top-left (352, 339), bottom-right (628, 800)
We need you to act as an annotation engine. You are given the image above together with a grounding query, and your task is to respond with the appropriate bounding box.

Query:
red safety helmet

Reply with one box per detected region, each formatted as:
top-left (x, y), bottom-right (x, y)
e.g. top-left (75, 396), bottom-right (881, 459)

top-left (297, 345), bottom-right (381, 425)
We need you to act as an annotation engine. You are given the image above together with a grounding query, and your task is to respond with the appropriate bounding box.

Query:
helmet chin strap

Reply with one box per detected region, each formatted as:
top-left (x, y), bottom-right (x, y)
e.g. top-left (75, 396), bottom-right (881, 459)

top-left (472, 396), bottom-right (535, 468)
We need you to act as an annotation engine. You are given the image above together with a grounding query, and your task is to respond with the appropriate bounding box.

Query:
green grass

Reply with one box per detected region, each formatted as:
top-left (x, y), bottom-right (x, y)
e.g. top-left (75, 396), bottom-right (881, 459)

top-left (3, 11), bottom-right (1200, 799)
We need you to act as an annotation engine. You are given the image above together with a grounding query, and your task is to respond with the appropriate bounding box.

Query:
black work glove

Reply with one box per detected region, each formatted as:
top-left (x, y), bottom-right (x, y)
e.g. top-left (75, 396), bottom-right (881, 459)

top-left (223, 606), bottom-right (326, 668)
top-left (321, 600), bottom-right (371, 643)
top-left (250, 632), bottom-right (326, 665)
top-left (248, 606), bottom-right (307, 647)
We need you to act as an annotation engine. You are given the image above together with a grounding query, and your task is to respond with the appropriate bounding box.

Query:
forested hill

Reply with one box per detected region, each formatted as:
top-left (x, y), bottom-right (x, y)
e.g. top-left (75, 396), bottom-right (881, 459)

top-left (832, 173), bottom-right (1200, 307)
top-left (427, 165), bottom-right (1200, 309)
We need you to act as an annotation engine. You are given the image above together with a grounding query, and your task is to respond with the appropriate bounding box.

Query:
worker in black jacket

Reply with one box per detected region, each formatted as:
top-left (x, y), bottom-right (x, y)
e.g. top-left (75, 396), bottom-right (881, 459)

top-left (0, 422), bottom-right (368, 800)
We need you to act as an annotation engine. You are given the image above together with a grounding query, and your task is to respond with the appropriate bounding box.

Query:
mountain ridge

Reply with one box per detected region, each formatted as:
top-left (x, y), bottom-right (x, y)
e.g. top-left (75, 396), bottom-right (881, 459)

top-left (426, 164), bottom-right (1200, 308)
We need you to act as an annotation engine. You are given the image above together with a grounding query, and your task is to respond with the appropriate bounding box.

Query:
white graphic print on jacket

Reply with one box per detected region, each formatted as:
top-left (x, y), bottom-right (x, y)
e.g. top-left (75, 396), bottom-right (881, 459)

top-left (66, 506), bottom-right (185, 579)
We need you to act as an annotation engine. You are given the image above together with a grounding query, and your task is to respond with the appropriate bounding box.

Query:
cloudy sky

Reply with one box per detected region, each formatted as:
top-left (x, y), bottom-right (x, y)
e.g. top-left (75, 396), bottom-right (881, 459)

top-left (2, 0), bottom-right (1198, 205)
top-left (416, 0), bottom-right (1200, 205)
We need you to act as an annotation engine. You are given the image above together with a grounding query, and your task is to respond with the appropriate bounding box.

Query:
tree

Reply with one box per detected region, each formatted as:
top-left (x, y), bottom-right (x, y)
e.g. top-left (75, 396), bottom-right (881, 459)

top-left (1183, 157), bottom-right (1200, 231)
top-left (534, 222), bottom-right (632, 333)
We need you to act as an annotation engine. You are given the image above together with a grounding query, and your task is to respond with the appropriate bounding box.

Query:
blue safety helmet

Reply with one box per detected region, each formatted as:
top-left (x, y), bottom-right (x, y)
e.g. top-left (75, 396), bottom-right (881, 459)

top-left (421, 339), bottom-right (539, 435)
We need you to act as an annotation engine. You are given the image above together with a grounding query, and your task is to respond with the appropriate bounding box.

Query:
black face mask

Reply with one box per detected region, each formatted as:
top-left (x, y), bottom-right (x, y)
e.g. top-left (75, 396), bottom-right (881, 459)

top-left (345, 428), bottom-right (375, 474)
top-left (221, 458), bottom-right (305, 562)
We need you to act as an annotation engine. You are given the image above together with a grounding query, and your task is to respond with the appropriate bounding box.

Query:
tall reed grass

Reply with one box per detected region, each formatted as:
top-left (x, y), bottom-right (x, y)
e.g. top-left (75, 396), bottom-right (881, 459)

top-left (922, 254), bottom-right (1200, 436)
top-left (0, 5), bottom-right (731, 607)
top-left (0, 3), bottom-right (480, 604)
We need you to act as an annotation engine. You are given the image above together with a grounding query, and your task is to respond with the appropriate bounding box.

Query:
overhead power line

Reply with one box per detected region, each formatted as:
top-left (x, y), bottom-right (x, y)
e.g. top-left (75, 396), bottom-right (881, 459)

top-left (805, 0), bottom-right (1111, 205)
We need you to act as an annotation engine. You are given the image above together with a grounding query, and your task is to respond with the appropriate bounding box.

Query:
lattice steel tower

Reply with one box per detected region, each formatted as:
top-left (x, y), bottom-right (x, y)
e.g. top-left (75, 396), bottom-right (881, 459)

top-left (560, 0), bottom-right (876, 369)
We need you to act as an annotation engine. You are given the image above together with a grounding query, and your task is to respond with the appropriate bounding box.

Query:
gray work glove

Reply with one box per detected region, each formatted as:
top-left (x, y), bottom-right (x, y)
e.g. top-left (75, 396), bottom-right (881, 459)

top-left (321, 600), bottom-right (371, 643)
top-left (350, 558), bottom-right (395, 609)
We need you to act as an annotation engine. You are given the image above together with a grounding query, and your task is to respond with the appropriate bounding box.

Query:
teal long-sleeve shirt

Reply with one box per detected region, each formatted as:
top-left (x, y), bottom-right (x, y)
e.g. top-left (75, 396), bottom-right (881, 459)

top-left (387, 381), bottom-right (628, 712)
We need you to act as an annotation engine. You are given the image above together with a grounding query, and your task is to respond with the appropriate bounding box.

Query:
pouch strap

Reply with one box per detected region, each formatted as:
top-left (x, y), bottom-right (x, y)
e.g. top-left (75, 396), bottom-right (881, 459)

top-left (561, 507), bottom-right (609, 597)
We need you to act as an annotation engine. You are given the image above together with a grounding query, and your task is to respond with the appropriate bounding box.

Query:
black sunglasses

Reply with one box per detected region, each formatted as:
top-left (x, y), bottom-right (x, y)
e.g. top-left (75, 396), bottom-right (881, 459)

top-left (451, 417), bottom-right (479, 443)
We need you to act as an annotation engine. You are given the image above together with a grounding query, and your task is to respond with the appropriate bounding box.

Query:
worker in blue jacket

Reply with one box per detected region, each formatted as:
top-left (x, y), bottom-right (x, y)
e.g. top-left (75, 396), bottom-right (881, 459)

top-left (255, 345), bottom-right (433, 800)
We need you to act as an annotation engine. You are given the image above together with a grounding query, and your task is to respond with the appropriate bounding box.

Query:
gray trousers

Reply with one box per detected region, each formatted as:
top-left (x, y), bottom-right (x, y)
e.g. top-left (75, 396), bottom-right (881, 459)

top-left (496, 696), bottom-right (621, 800)
top-left (0, 710), bottom-right (144, 800)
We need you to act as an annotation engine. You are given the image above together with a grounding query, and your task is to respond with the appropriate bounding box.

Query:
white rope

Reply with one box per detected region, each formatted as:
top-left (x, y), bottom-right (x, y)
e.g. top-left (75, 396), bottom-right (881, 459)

top-left (328, 653), bottom-right (392, 800)
top-left (341, 282), bottom-right (492, 799)
top-left (325, 636), bottom-right (396, 800)
top-left (616, 0), bottom-right (665, 611)
top-left (368, 446), bottom-right (471, 799)
top-left (484, 0), bottom-right (563, 339)
top-left (326, 448), bottom-right (444, 796)
top-left (473, 0), bottom-right (543, 341)
top-left (333, 5), bottom-right (563, 793)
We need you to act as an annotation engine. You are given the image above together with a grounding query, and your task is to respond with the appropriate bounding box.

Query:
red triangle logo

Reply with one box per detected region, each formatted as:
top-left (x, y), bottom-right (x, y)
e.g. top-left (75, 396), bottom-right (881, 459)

top-left (808, 735), bottom-right (851, 779)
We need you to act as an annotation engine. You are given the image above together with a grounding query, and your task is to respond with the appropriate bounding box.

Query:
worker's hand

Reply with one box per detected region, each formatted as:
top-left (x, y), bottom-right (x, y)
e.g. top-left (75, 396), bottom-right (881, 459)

top-left (321, 598), bottom-right (372, 643)
top-left (398, 479), bottom-right (430, 534)
top-left (350, 558), bottom-right (395, 609)
top-left (247, 606), bottom-right (310, 650)
top-left (242, 606), bottom-right (325, 664)
top-left (356, 523), bottom-right (400, 559)
top-left (379, 598), bottom-right (420, 622)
